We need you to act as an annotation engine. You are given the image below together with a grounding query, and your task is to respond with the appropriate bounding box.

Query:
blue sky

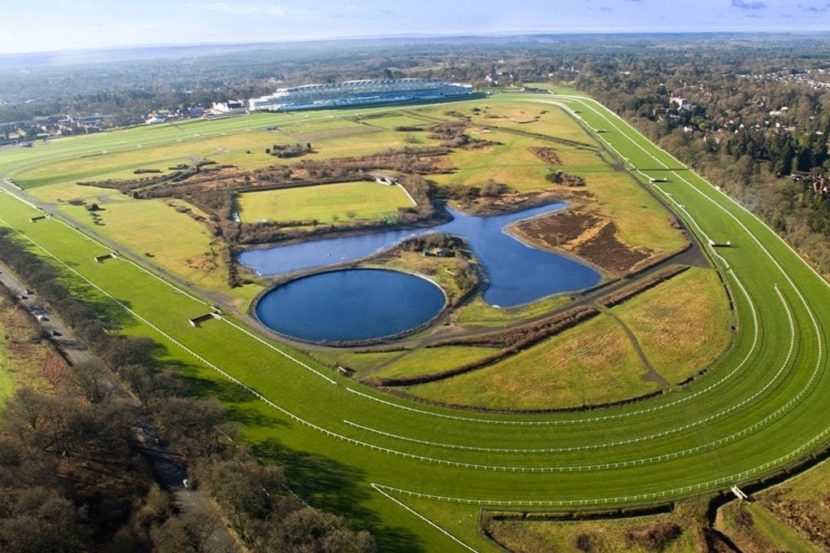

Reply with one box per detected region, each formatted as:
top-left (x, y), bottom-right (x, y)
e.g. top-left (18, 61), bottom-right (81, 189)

top-left (1, 0), bottom-right (829, 54)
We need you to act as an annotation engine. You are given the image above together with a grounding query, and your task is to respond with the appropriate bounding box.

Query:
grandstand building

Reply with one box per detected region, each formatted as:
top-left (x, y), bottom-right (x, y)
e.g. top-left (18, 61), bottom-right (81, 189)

top-left (248, 79), bottom-right (473, 112)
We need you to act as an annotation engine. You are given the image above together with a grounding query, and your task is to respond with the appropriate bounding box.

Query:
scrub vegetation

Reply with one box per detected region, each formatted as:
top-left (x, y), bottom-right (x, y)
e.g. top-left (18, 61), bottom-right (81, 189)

top-left (716, 456), bottom-right (830, 551)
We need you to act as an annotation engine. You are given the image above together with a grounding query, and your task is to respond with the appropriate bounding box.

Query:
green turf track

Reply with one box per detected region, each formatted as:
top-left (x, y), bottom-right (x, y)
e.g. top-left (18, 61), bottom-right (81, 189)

top-left (0, 93), bottom-right (828, 552)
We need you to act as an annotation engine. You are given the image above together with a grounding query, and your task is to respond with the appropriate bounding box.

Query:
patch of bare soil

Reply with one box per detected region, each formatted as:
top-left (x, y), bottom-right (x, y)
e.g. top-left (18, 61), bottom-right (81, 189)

top-left (528, 146), bottom-right (561, 165)
top-left (185, 251), bottom-right (219, 273)
top-left (462, 190), bottom-right (564, 216)
top-left (514, 209), bottom-right (652, 275)
top-left (39, 351), bottom-right (71, 388)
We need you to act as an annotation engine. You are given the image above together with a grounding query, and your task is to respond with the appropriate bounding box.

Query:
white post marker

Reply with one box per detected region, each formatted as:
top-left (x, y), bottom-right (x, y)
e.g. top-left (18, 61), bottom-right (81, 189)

top-left (730, 485), bottom-right (748, 500)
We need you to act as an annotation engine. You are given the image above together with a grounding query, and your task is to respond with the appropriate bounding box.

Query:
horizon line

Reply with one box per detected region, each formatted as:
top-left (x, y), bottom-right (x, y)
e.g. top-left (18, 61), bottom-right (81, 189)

top-left (2, 29), bottom-right (830, 58)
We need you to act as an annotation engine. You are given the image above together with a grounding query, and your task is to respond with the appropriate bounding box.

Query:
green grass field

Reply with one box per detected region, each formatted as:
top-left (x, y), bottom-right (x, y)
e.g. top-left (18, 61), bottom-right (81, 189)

top-left (407, 312), bottom-right (649, 409)
top-left (237, 180), bottom-right (414, 225)
top-left (370, 346), bottom-right (500, 381)
top-left (615, 268), bottom-right (733, 384)
top-left (406, 267), bottom-right (731, 410)
top-left (26, 182), bottom-right (259, 305)
top-left (0, 92), bottom-right (828, 552)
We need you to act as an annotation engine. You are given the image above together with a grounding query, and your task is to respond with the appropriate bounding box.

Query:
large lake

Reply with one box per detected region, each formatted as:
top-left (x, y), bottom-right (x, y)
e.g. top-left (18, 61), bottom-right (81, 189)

top-left (240, 202), bottom-right (601, 308)
top-left (243, 203), bottom-right (601, 341)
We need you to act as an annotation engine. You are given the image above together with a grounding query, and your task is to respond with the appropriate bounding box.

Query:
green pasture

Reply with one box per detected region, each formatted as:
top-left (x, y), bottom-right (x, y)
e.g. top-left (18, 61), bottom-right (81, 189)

top-left (370, 346), bottom-right (500, 381)
top-left (237, 181), bottom-right (414, 225)
top-left (453, 294), bottom-right (574, 327)
top-left (406, 313), bottom-right (650, 409)
top-left (0, 92), bottom-right (828, 552)
top-left (615, 268), bottom-right (733, 384)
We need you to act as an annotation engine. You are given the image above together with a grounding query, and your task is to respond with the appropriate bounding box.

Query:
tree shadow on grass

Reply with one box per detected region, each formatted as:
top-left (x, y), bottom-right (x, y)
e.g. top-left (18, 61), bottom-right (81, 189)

top-left (252, 437), bottom-right (424, 553)
top-left (176, 365), bottom-right (258, 404)
top-left (226, 405), bottom-right (289, 428)
top-left (169, 363), bottom-right (287, 428)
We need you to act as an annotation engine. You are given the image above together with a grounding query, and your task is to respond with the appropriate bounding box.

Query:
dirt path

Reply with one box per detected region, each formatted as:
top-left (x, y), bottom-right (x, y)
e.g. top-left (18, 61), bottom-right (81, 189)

top-left (0, 258), bottom-right (241, 553)
top-left (596, 303), bottom-right (669, 389)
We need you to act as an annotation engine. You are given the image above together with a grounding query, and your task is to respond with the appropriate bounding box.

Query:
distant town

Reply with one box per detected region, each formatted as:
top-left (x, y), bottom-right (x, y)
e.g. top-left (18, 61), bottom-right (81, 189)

top-left (1, 78), bottom-right (473, 146)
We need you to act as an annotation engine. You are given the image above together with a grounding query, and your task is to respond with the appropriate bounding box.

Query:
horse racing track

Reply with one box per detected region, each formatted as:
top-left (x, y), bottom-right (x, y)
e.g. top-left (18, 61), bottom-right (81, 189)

top-left (0, 92), bottom-right (827, 552)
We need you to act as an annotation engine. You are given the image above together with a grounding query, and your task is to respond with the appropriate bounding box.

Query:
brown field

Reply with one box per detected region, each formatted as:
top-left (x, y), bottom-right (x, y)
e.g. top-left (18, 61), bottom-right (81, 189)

top-left (514, 207), bottom-right (652, 275)
top-left (0, 296), bottom-right (61, 403)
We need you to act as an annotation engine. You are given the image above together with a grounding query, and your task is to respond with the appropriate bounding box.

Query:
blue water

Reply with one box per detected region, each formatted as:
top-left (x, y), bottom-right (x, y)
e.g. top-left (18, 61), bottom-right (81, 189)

top-left (255, 269), bottom-right (446, 343)
top-left (240, 203), bottom-right (601, 308)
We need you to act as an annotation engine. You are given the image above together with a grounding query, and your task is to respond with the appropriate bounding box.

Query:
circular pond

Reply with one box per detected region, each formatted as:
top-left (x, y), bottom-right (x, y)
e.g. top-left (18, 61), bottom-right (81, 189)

top-left (255, 268), bottom-right (446, 343)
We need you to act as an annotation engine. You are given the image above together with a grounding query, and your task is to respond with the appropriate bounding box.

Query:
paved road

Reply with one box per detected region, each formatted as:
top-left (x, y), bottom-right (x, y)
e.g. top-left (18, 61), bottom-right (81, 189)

top-left (0, 260), bottom-right (241, 553)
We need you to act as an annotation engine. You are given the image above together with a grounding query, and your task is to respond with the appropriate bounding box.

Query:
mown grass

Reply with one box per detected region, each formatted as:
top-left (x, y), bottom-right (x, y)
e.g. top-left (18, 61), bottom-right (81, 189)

top-left (237, 181), bottom-right (413, 225)
top-left (314, 349), bottom-right (404, 373)
top-left (313, 345), bottom-right (499, 382)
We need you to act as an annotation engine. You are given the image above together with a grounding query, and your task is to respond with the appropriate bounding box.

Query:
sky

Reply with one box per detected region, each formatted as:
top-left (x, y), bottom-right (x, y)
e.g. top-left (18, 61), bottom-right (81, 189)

top-left (0, 0), bottom-right (829, 54)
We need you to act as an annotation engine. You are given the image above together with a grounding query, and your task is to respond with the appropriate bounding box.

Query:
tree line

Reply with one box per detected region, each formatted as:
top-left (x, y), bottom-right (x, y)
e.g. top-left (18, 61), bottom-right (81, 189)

top-left (0, 228), bottom-right (375, 552)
